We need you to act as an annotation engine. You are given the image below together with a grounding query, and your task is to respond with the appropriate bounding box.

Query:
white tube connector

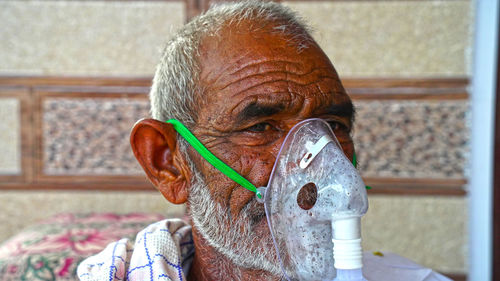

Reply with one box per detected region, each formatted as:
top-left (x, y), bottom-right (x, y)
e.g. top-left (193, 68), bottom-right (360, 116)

top-left (332, 238), bottom-right (363, 269)
top-left (332, 217), bottom-right (361, 239)
top-left (332, 217), bottom-right (363, 270)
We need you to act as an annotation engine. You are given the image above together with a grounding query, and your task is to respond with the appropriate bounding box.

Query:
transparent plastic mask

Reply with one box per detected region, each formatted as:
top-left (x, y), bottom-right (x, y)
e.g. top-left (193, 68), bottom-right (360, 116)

top-left (263, 118), bottom-right (368, 281)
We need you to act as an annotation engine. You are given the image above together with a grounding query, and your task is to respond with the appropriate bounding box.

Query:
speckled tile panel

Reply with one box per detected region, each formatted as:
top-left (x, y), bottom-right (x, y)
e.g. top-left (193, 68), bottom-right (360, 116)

top-left (362, 195), bottom-right (467, 274)
top-left (43, 98), bottom-right (149, 175)
top-left (0, 98), bottom-right (21, 175)
top-left (0, 1), bottom-right (185, 76)
top-left (284, 1), bottom-right (472, 77)
top-left (0, 191), bottom-right (185, 243)
top-left (353, 100), bottom-right (469, 179)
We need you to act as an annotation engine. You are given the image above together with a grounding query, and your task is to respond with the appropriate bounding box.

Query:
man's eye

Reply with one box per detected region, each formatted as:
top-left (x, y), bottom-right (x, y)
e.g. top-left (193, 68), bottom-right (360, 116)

top-left (247, 122), bottom-right (273, 132)
top-left (327, 121), bottom-right (348, 133)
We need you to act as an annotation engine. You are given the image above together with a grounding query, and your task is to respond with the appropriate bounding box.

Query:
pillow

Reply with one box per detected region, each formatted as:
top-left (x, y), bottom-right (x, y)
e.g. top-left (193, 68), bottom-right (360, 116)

top-left (0, 213), bottom-right (166, 281)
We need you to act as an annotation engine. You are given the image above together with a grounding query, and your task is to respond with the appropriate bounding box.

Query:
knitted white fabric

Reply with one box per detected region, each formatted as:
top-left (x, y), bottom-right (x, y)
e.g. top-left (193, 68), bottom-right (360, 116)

top-left (77, 218), bottom-right (193, 281)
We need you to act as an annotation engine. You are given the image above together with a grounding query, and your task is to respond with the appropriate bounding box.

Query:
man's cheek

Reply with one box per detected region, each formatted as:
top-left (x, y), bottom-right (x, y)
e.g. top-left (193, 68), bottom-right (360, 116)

top-left (189, 146), bottom-right (239, 205)
top-left (227, 148), bottom-right (276, 217)
top-left (238, 149), bottom-right (277, 187)
top-left (190, 140), bottom-right (276, 203)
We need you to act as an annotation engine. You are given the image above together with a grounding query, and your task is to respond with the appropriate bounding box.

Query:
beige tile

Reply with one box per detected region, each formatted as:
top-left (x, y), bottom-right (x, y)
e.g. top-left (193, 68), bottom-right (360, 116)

top-left (0, 98), bottom-right (20, 175)
top-left (362, 195), bottom-right (467, 274)
top-left (0, 191), bottom-right (185, 242)
top-left (285, 0), bottom-right (473, 77)
top-left (0, 1), bottom-right (185, 76)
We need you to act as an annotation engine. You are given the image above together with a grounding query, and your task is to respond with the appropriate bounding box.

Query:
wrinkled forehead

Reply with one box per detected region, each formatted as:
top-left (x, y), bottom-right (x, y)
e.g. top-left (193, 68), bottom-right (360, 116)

top-left (197, 19), bottom-right (337, 89)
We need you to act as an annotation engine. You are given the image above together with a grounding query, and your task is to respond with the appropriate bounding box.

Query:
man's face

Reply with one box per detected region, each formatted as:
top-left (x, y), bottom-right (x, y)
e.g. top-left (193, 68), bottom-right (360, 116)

top-left (187, 21), bottom-right (354, 274)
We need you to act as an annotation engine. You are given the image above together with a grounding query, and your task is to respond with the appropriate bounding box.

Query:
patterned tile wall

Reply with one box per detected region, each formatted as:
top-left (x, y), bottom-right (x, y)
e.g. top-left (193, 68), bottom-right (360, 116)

top-left (42, 98), bottom-right (469, 179)
top-left (353, 100), bottom-right (468, 179)
top-left (0, 0), bottom-right (185, 76)
top-left (43, 98), bottom-right (149, 175)
top-left (0, 98), bottom-right (21, 175)
top-left (285, 0), bottom-right (472, 77)
top-left (362, 195), bottom-right (467, 274)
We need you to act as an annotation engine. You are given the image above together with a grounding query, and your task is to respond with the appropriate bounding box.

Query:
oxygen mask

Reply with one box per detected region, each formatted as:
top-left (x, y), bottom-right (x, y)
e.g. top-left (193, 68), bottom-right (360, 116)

top-left (259, 119), bottom-right (368, 281)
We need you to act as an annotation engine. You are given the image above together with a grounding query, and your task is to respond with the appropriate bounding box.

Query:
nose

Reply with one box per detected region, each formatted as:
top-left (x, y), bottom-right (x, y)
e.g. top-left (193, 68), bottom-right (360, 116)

top-left (271, 118), bottom-right (322, 158)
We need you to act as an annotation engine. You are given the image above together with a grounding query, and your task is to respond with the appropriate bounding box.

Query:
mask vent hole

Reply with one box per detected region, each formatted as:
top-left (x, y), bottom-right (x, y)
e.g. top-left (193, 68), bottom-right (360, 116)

top-left (297, 182), bottom-right (317, 210)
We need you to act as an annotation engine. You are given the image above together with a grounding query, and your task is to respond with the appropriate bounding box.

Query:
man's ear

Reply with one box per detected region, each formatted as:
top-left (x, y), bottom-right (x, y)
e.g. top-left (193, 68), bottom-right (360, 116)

top-left (130, 119), bottom-right (191, 204)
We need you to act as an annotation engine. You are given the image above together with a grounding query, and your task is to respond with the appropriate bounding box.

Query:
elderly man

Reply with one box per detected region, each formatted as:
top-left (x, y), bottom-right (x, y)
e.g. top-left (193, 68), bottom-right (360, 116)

top-left (78, 1), bottom-right (451, 281)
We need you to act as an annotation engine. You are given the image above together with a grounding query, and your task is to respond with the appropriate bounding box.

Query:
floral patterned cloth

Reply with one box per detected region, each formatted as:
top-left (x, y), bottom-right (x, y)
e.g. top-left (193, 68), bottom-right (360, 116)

top-left (0, 213), bottom-right (166, 281)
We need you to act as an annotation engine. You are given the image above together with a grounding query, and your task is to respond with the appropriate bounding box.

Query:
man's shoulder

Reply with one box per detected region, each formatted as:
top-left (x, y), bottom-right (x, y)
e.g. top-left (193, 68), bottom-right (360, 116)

top-left (77, 218), bottom-right (194, 281)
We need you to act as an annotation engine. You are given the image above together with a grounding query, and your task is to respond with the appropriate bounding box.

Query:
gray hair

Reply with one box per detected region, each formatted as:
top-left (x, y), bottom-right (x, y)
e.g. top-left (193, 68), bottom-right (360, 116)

top-left (150, 0), bottom-right (313, 129)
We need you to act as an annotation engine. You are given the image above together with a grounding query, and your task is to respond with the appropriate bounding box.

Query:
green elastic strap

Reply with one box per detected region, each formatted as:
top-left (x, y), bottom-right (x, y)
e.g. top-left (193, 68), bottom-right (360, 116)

top-left (166, 119), bottom-right (263, 199)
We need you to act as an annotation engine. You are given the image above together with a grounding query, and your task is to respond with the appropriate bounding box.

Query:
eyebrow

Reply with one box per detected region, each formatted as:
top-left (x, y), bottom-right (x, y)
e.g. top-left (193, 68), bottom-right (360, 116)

top-left (236, 101), bottom-right (286, 123)
top-left (317, 102), bottom-right (355, 118)
top-left (234, 99), bottom-right (355, 125)
top-left (314, 102), bottom-right (356, 126)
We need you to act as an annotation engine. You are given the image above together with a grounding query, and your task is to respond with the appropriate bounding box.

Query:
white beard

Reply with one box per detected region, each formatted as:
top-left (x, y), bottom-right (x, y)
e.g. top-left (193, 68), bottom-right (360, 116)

top-left (186, 161), bottom-right (281, 276)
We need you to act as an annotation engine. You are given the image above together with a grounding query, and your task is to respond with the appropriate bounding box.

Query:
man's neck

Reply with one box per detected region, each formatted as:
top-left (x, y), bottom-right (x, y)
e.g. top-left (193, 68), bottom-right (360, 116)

top-left (187, 227), bottom-right (280, 281)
